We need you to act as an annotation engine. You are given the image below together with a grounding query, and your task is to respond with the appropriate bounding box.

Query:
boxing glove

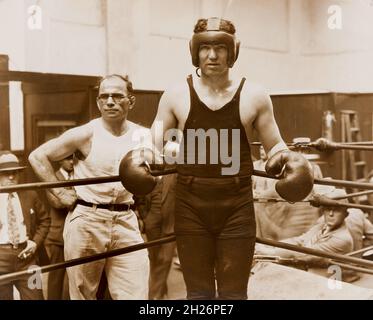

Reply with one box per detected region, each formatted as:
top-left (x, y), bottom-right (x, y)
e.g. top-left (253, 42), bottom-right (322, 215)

top-left (265, 150), bottom-right (314, 202)
top-left (119, 148), bottom-right (158, 196)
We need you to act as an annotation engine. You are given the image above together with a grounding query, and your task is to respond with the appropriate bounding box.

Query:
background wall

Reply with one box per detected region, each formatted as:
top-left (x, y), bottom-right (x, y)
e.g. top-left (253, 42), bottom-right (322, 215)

top-left (106, 0), bottom-right (308, 91)
top-left (0, 0), bottom-right (106, 75)
top-left (105, 0), bottom-right (373, 93)
top-left (301, 0), bottom-right (373, 92)
top-left (0, 0), bottom-right (373, 93)
top-left (0, 0), bottom-right (106, 150)
top-left (2, 0), bottom-right (373, 92)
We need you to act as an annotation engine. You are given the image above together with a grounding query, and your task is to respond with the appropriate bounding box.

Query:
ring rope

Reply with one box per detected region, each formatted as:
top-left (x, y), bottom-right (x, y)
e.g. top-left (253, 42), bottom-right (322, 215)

top-left (309, 199), bottom-right (373, 211)
top-left (0, 234), bottom-right (176, 286)
top-left (0, 168), bottom-right (175, 193)
top-left (346, 245), bottom-right (373, 257)
top-left (0, 175), bottom-right (121, 193)
top-left (251, 139), bottom-right (373, 151)
top-left (256, 237), bottom-right (373, 269)
top-left (254, 197), bottom-right (373, 211)
top-left (2, 169), bottom-right (373, 193)
top-left (331, 190), bottom-right (373, 200)
top-left (1, 234), bottom-right (373, 286)
top-left (253, 170), bottom-right (373, 191)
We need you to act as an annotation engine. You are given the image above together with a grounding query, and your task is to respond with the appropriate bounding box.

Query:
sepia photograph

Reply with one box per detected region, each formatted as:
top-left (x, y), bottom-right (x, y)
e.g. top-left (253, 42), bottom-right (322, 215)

top-left (1, 0), bottom-right (373, 311)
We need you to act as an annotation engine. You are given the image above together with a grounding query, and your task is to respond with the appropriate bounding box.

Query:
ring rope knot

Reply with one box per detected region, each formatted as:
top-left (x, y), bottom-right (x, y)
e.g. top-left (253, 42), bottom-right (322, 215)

top-left (309, 138), bottom-right (339, 152)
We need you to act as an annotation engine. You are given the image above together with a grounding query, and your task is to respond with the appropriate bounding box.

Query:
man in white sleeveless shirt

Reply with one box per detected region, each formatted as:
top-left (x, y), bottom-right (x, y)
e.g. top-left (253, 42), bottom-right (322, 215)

top-left (29, 74), bottom-right (150, 300)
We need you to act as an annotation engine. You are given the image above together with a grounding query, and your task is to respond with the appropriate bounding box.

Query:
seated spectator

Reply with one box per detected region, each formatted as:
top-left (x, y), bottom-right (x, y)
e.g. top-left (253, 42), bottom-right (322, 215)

top-left (308, 189), bottom-right (373, 282)
top-left (255, 188), bottom-right (354, 268)
top-left (313, 196), bottom-right (373, 253)
top-left (315, 208), bottom-right (373, 254)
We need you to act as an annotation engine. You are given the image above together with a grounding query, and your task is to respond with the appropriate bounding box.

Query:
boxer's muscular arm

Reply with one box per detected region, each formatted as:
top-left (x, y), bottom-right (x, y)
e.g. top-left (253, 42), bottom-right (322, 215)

top-left (242, 86), bottom-right (313, 202)
top-left (251, 89), bottom-right (287, 156)
top-left (151, 89), bottom-right (179, 153)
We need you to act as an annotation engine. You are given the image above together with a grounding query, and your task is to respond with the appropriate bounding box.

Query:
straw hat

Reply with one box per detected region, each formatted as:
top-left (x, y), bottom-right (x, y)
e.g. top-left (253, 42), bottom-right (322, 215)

top-left (0, 151), bottom-right (26, 172)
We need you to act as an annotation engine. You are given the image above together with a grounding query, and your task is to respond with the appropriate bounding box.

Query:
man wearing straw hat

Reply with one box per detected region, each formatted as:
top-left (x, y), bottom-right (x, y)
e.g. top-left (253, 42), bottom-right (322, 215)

top-left (255, 188), bottom-right (354, 267)
top-left (0, 151), bottom-right (50, 300)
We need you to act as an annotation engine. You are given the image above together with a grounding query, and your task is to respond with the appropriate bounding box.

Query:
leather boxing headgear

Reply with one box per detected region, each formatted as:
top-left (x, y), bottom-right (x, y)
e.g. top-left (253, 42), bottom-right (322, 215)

top-left (189, 17), bottom-right (240, 68)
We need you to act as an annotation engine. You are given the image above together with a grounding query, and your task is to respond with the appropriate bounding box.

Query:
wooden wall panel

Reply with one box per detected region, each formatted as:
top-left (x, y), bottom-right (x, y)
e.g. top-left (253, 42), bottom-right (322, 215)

top-left (127, 90), bottom-right (162, 128)
top-left (333, 93), bottom-right (373, 179)
top-left (271, 93), bottom-right (338, 178)
top-left (23, 89), bottom-right (89, 151)
top-left (0, 55), bottom-right (10, 150)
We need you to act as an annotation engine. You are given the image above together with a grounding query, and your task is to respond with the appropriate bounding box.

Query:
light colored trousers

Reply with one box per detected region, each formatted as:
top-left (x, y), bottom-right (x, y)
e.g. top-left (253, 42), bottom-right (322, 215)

top-left (63, 204), bottom-right (149, 300)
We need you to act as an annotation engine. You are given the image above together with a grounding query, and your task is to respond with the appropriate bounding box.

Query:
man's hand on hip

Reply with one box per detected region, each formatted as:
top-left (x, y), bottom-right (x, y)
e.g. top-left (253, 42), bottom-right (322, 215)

top-left (54, 188), bottom-right (78, 207)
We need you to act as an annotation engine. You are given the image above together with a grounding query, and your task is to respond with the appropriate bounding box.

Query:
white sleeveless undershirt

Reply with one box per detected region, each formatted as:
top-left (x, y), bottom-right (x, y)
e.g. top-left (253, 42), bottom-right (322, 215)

top-left (73, 118), bottom-right (152, 204)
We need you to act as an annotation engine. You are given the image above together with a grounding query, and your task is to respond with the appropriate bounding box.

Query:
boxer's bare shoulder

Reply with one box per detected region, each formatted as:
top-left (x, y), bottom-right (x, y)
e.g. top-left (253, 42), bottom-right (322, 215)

top-left (240, 82), bottom-right (273, 128)
top-left (153, 81), bottom-right (190, 133)
top-left (162, 82), bottom-right (190, 111)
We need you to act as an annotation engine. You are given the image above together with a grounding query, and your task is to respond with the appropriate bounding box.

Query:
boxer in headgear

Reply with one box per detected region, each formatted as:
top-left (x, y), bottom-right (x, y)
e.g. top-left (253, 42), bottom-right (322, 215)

top-left (189, 16), bottom-right (240, 69)
top-left (122, 17), bottom-right (314, 300)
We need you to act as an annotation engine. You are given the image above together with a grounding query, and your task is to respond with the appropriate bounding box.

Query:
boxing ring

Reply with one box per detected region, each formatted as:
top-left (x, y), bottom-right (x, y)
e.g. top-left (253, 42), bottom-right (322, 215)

top-left (1, 167), bottom-right (373, 299)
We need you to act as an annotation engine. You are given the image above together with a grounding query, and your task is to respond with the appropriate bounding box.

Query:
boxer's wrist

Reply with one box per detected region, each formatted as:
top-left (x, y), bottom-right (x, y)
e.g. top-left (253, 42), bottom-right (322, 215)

top-left (267, 141), bottom-right (288, 159)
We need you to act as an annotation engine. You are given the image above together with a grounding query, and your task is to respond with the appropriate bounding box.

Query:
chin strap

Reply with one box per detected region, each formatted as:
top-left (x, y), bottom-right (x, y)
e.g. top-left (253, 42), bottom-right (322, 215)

top-left (195, 67), bottom-right (201, 78)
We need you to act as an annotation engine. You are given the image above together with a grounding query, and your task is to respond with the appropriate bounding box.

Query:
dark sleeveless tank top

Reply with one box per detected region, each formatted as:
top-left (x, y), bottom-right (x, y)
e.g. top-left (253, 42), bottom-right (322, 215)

top-left (176, 75), bottom-right (253, 177)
